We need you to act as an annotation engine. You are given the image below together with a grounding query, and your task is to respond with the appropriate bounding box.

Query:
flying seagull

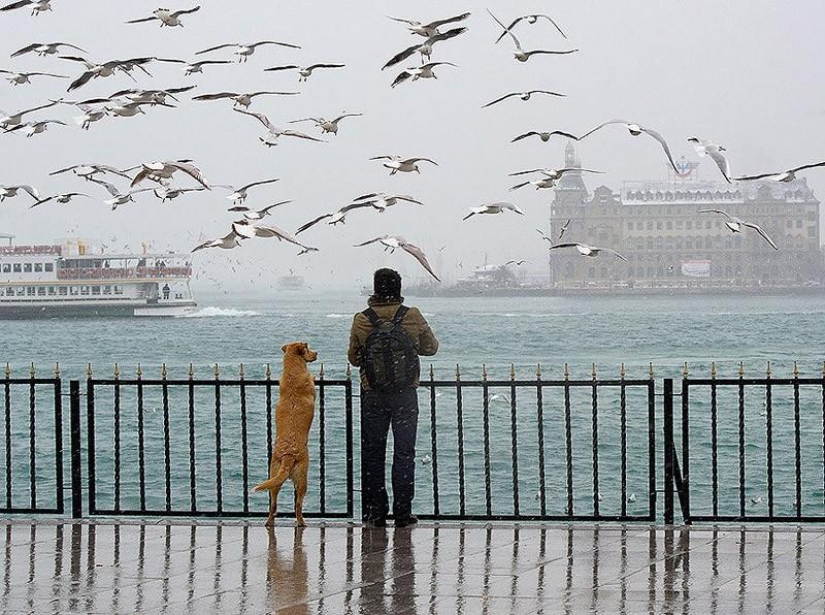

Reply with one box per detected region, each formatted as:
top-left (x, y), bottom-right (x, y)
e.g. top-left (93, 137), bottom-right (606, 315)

top-left (494, 13), bottom-right (568, 42)
top-left (381, 27), bottom-right (468, 70)
top-left (216, 178), bottom-right (280, 203)
top-left (370, 155), bottom-right (438, 175)
top-left (263, 63), bottom-right (345, 81)
top-left (50, 163), bottom-right (131, 181)
top-left (354, 235), bottom-right (440, 282)
top-left (129, 160), bottom-right (210, 189)
top-left (73, 103), bottom-right (107, 130)
top-left (183, 59), bottom-right (231, 75)
top-left (4, 118), bottom-right (67, 137)
top-left (296, 201), bottom-right (383, 234)
top-left (0, 184), bottom-right (39, 202)
top-left (504, 259), bottom-right (528, 266)
top-left (0, 0), bottom-right (52, 16)
top-left (152, 186), bottom-right (206, 203)
top-left (511, 130), bottom-right (579, 144)
top-left (699, 209), bottom-right (778, 250)
top-left (0, 69), bottom-right (67, 85)
top-left (509, 167), bottom-right (604, 179)
top-left (688, 137), bottom-right (731, 183)
top-left (579, 120), bottom-right (679, 173)
top-left (233, 108), bottom-right (325, 146)
top-left (391, 62), bottom-right (457, 87)
top-left (192, 90), bottom-right (299, 108)
top-left (387, 12), bottom-right (470, 37)
top-left (192, 228), bottom-right (244, 253)
top-left (10, 41), bottom-right (85, 58)
top-left (557, 219), bottom-right (571, 241)
top-left (488, 10), bottom-right (577, 62)
top-left (351, 192), bottom-right (423, 211)
top-left (109, 85), bottom-right (196, 106)
top-left (126, 6), bottom-right (201, 27)
top-left (232, 220), bottom-right (317, 255)
top-left (733, 161), bottom-right (825, 183)
top-left (194, 40), bottom-right (301, 62)
top-left (30, 192), bottom-right (93, 208)
top-left (227, 200), bottom-right (291, 220)
top-left (0, 99), bottom-right (60, 127)
top-left (288, 113), bottom-right (362, 135)
top-left (548, 242), bottom-right (628, 261)
top-left (87, 179), bottom-right (151, 210)
top-left (463, 202), bottom-right (524, 220)
top-left (62, 56), bottom-right (168, 92)
top-left (482, 89), bottom-right (566, 108)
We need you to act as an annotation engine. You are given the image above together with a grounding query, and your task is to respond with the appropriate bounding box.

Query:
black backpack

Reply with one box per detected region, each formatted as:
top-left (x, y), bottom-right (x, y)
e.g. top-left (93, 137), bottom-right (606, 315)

top-left (362, 306), bottom-right (419, 390)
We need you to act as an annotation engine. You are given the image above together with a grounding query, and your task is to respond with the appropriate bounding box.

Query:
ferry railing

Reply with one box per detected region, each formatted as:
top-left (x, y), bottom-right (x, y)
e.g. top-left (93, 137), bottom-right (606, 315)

top-left (663, 362), bottom-right (825, 524)
top-left (0, 363), bottom-right (64, 515)
top-left (82, 363), bottom-right (354, 520)
top-left (415, 363), bottom-right (658, 523)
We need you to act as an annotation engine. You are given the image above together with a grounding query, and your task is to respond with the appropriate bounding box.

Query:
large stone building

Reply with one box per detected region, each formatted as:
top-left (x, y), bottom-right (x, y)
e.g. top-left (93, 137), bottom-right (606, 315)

top-left (549, 144), bottom-right (823, 289)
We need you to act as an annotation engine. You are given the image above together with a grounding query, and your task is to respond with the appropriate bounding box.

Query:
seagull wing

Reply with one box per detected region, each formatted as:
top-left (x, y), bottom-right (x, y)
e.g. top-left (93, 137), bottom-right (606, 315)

top-left (742, 222), bottom-right (779, 250)
top-left (192, 92), bottom-right (237, 101)
top-left (509, 168), bottom-right (546, 177)
top-left (67, 70), bottom-right (96, 93)
top-left (296, 213), bottom-right (332, 235)
top-left (400, 240), bottom-right (441, 282)
top-left (382, 42), bottom-right (421, 70)
top-left (706, 149), bottom-right (732, 183)
top-left (10, 43), bottom-right (40, 57)
top-left (534, 14), bottom-right (568, 39)
top-left (578, 119), bottom-right (629, 140)
top-left (404, 157), bottom-right (438, 165)
top-left (482, 92), bottom-right (519, 108)
top-left (598, 247), bottom-right (628, 261)
top-left (639, 126), bottom-right (679, 173)
top-left (332, 113), bottom-right (362, 123)
top-left (88, 178), bottom-right (121, 197)
top-left (547, 243), bottom-right (580, 252)
top-left (126, 15), bottom-right (158, 24)
top-left (525, 49), bottom-right (579, 58)
top-left (789, 161), bottom-right (825, 173)
top-left (280, 129), bottom-right (325, 141)
top-left (531, 89), bottom-right (566, 97)
top-left (353, 236), bottom-right (388, 248)
top-left (233, 108), bottom-right (274, 131)
top-left (488, 9), bottom-right (521, 48)
top-left (391, 70), bottom-right (412, 88)
top-left (250, 40), bottom-right (302, 50)
top-left (262, 64), bottom-right (299, 72)
top-left (509, 181), bottom-right (531, 191)
top-left (172, 6), bottom-right (201, 17)
top-left (426, 26), bottom-right (468, 45)
top-left (732, 171), bottom-right (781, 181)
top-left (29, 195), bottom-right (55, 208)
top-left (240, 177), bottom-right (280, 191)
top-left (195, 43), bottom-right (238, 55)
top-left (0, 0), bottom-right (34, 12)
top-left (167, 161), bottom-right (210, 189)
top-left (425, 12), bottom-right (471, 30)
top-left (29, 72), bottom-right (69, 78)
top-left (698, 209), bottom-right (734, 221)
top-left (306, 63), bottom-right (345, 70)
top-left (257, 200), bottom-right (292, 215)
top-left (511, 131), bottom-right (540, 143)
top-left (249, 90), bottom-right (300, 97)
top-left (386, 15), bottom-right (418, 26)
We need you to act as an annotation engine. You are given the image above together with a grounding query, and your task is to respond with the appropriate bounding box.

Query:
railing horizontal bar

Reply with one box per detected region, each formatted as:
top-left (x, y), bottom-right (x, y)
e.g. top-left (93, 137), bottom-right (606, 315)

top-left (0, 507), bottom-right (62, 515)
top-left (423, 379), bottom-right (653, 387)
top-left (88, 379), bottom-right (351, 386)
top-left (686, 378), bottom-right (825, 386)
top-left (688, 515), bottom-right (825, 523)
top-left (3, 379), bottom-right (61, 385)
top-left (88, 509), bottom-right (352, 519)
top-left (417, 514), bottom-right (655, 522)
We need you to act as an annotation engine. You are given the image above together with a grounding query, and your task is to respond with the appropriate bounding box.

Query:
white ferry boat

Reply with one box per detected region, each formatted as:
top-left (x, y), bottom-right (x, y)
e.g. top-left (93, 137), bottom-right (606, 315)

top-left (0, 234), bottom-right (197, 319)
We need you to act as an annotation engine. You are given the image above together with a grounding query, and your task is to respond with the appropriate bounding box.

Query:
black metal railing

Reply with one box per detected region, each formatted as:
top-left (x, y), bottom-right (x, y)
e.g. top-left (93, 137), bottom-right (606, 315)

top-left (1, 364), bottom-right (63, 515)
top-left (664, 362), bottom-right (825, 524)
top-left (3, 361), bottom-right (825, 525)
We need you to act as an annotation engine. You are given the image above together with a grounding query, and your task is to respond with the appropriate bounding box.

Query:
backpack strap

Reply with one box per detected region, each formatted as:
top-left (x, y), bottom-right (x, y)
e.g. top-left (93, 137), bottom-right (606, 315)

top-left (362, 307), bottom-right (382, 327)
top-left (392, 305), bottom-right (409, 324)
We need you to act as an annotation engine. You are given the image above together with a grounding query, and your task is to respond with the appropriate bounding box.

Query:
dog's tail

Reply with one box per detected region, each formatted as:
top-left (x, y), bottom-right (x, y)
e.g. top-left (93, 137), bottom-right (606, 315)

top-left (252, 455), bottom-right (295, 493)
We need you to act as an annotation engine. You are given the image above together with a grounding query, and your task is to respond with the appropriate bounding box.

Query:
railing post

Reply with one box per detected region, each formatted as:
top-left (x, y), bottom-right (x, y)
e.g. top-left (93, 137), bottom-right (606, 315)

top-left (69, 380), bottom-right (82, 519)
top-left (663, 378), bottom-right (674, 525)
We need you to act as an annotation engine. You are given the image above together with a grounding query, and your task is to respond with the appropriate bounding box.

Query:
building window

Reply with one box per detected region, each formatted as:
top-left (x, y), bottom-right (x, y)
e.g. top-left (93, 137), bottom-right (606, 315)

top-left (666, 221), bottom-right (673, 230)
top-left (627, 222), bottom-right (634, 231)
top-left (796, 220), bottom-right (803, 228)
top-left (23, 263), bottom-right (32, 273)
top-left (44, 263), bottom-right (53, 272)
top-left (657, 221), bottom-right (663, 230)
top-left (13, 264), bottom-right (21, 273)
top-left (786, 219), bottom-right (793, 228)
top-left (16, 287), bottom-right (24, 296)
top-left (686, 221), bottom-right (693, 230)
top-left (676, 221), bottom-right (683, 230)
top-left (34, 263), bottom-right (43, 272)
top-left (1, 264), bottom-right (9, 273)
top-left (705, 220), bottom-right (712, 229)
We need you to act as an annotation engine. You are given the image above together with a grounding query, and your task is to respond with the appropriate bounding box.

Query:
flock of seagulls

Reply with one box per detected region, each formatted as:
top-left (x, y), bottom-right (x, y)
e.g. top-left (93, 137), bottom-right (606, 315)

top-left (1, 5), bottom-right (824, 283)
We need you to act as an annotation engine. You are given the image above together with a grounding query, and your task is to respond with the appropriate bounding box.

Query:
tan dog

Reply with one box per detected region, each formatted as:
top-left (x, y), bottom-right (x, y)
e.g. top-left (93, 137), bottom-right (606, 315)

top-left (253, 341), bottom-right (318, 526)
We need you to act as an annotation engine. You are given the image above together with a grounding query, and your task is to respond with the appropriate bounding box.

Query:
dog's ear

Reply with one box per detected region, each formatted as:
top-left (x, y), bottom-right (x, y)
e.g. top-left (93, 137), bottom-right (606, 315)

top-left (282, 344), bottom-right (289, 354)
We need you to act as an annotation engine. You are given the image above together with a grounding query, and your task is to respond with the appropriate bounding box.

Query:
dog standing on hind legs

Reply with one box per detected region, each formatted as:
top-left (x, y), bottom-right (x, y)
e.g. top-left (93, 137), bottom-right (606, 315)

top-left (253, 342), bottom-right (318, 526)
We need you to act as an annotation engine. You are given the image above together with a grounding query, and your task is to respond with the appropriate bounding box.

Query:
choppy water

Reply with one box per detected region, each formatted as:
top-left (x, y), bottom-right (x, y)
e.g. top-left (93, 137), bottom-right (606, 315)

top-left (2, 290), bottom-right (824, 519)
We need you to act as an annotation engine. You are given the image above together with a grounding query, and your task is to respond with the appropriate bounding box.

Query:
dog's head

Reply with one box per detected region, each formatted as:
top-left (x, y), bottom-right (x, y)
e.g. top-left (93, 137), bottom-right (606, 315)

top-left (281, 341), bottom-right (318, 363)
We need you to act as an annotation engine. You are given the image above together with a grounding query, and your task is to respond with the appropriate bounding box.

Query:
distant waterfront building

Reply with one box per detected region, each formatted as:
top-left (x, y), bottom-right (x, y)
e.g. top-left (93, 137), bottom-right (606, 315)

top-left (550, 143), bottom-right (823, 289)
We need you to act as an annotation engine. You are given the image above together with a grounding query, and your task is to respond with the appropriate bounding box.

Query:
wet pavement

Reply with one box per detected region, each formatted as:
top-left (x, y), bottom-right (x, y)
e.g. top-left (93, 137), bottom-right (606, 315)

top-left (1, 520), bottom-right (824, 614)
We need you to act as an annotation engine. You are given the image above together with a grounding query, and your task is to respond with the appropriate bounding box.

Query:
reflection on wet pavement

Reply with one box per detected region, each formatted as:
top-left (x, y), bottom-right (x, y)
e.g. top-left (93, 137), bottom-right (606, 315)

top-left (1, 521), bottom-right (824, 614)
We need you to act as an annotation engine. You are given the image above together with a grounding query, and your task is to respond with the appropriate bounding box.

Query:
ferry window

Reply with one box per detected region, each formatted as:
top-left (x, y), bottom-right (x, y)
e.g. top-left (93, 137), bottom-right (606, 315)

top-left (16, 287), bottom-right (24, 296)
top-left (91, 286), bottom-right (101, 295)
top-left (24, 263), bottom-right (32, 273)
top-left (1, 264), bottom-right (9, 273)
top-left (47, 287), bottom-right (55, 296)
top-left (114, 286), bottom-right (123, 295)
top-left (103, 286), bottom-right (111, 295)
top-left (80, 286), bottom-right (89, 296)
top-left (59, 287), bottom-right (68, 296)
top-left (13, 264), bottom-right (21, 273)
top-left (44, 263), bottom-right (53, 272)
top-left (34, 263), bottom-right (43, 272)
top-left (27, 287), bottom-right (35, 296)
top-left (70, 286), bottom-right (79, 296)
top-left (37, 287), bottom-right (46, 296)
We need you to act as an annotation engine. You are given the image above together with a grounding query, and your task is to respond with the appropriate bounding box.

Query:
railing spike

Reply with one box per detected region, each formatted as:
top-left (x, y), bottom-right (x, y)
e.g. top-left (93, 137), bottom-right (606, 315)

top-left (738, 362), bottom-right (744, 378)
top-left (265, 363), bottom-right (271, 380)
top-left (238, 363), bottom-right (245, 379)
top-left (136, 363), bottom-right (142, 379)
top-left (345, 363), bottom-right (352, 379)
top-left (591, 363), bottom-right (597, 381)
top-left (482, 363), bottom-right (487, 381)
top-left (86, 363), bottom-right (92, 379)
top-left (4, 363), bottom-right (9, 378)
top-left (793, 361), bottom-right (799, 379)
top-left (620, 363), bottom-right (626, 379)
top-left (54, 362), bottom-right (60, 378)
top-left (822, 361), bottom-right (825, 379)
top-left (649, 362), bottom-right (654, 380)
top-left (161, 363), bottom-right (167, 379)
top-left (455, 363), bottom-right (461, 381)
top-left (766, 361), bottom-right (772, 378)
top-left (510, 363), bottom-right (515, 381)
top-left (429, 364), bottom-right (434, 380)
top-left (683, 362), bottom-right (689, 378)
top-left (188, 363), bottom-right (194, 380)
top-left (114, 363), bottom-right (120, 379)
top-left (711, 362), bottom-right (717, 380)
top-left (536, 363), bottom-right (542, 380)
top-left (29, 362), bottom-right (35, 378)
top-left (214, 363), bottom-right (220, 379)
top-left (319, 363), bottom-right (325, 379)
top-left (564, 362), bottom-right (569, 381)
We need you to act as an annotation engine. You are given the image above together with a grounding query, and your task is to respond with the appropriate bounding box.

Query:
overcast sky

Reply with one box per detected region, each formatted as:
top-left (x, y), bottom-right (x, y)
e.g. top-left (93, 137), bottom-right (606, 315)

top-left (1, 1), bottom-right (823, 292)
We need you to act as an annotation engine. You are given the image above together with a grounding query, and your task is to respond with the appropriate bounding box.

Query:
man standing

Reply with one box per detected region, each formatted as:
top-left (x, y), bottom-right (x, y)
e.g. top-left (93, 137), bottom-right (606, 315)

top-left (348, 268), bottom-right (439, 528)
